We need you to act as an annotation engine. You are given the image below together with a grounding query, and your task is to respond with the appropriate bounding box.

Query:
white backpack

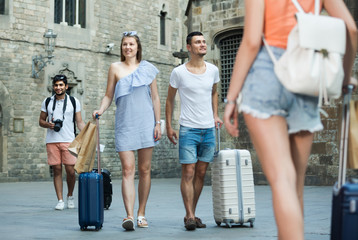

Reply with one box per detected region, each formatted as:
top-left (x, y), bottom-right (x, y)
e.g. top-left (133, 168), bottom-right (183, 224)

top-left (263, 0), bottom-right (346, 106)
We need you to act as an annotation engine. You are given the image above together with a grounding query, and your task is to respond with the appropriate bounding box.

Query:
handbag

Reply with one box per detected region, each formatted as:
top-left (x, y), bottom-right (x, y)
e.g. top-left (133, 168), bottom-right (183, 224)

top-left (68, 121), bottom-right (97, 174)
top-left (348, 100), bottom-right (358, 169)
top-left (263, 0), bottom-right (346, 106)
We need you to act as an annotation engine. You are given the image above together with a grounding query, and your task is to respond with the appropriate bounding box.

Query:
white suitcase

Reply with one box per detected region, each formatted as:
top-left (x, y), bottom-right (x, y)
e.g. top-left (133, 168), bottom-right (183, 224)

top-left (211, 128), bottom-right (256, 228)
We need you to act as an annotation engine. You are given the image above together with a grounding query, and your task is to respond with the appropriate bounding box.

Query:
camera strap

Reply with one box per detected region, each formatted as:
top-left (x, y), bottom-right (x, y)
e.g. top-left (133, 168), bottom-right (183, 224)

top-left (51, 94), bottom-right (68, 121)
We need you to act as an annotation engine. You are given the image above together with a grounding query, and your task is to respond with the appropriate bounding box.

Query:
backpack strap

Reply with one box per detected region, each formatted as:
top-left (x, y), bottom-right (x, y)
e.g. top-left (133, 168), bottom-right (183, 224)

top-left (291, 0), bottom-right (320, 15)
top-left (45, 97), bottom-right (51, 122)
top-left (45, 97), bottom-right (51, 112)
top-left (69, 96), bottom-right (77, 136)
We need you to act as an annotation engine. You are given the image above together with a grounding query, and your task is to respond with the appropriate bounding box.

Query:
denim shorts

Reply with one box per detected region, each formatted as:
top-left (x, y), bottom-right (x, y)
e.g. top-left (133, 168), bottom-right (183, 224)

top-left (240, 46), bottom-right (323, 134)
top-left (179, 126), bottom-right (216, 164)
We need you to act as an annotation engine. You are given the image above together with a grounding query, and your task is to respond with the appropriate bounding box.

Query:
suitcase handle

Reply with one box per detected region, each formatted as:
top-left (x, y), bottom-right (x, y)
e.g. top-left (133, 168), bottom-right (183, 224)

top-left (338, 85), bottom-right (354, 188)
top-left (95, 115), bottom-right (101, 175)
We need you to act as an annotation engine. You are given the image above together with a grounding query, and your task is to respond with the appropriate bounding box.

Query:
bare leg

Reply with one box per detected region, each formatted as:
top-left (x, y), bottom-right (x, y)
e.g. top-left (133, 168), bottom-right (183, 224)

top-left (137, 147), bottom-right (153, 217)
top-left (52, 164), bottom-right (63, 201)
top-left (193, 161), bottom-right (209, 213)
top-left (244, 114), bottom-right (304, 240)
top-left (64, 165), bottom-right (76, 197)
top-left (119, 151), bottom-right (136, 219)
top-left (181, 163), bottom-right (196, 219)
top-left (290, 131), bottom-right (314, 213)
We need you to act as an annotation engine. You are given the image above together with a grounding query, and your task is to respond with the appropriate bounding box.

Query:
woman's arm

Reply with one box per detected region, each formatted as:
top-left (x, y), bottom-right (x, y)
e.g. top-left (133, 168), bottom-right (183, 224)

top-left (224, 0), bottom-right (265, 137)
top-left (92, 63), bottom-right (118, 118)
top-left (324, 0), bottom-right (358, 86)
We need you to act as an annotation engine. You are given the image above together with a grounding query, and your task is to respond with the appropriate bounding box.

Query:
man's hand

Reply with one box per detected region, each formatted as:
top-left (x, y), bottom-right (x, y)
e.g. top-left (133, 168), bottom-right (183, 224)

top-left (214, 116), bottom-right (223, 129)
top-left (166, 127), bottom-right (178, 145)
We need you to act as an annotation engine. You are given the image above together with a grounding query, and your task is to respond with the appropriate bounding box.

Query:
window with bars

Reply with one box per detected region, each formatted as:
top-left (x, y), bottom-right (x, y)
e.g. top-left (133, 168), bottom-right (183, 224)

top-left (219, 32), bottom-right (243, 102)
top-left (54, 0), bottom-right (86, 28)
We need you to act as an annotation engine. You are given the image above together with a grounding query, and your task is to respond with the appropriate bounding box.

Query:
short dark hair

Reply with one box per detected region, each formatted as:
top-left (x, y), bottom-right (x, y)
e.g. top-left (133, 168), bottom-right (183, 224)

top-left (186, 31), bottom-right (204, 45)
top-left (53, 75), bottom-right (67, 85)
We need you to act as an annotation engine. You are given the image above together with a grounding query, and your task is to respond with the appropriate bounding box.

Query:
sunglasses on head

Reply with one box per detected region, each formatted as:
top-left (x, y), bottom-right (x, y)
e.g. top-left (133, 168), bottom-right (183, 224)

top-left (123, 31), bottom-right (137, 37)
top-left (54, 75), bottom-right (66, 80)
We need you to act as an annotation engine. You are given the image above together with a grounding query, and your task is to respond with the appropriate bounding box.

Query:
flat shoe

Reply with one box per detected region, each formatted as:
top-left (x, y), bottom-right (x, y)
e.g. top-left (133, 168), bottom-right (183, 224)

top-left (122, 217), bottom-right (135, 231)
top-left (184, 217), bottom-right (196, 231)
top-left (195, 217), bottom-right (206, 228)
top-left (137, 216), bottom-right (148, 228)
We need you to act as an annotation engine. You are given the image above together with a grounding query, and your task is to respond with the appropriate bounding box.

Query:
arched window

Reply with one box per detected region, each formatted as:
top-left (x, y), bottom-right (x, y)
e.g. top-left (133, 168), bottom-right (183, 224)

top-left (218, 31), bottom-right (243, 101)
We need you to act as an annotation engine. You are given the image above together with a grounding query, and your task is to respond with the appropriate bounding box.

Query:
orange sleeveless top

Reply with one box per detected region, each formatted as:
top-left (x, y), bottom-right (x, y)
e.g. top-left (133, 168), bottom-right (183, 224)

top-left (264, 0), bottom-right (322, 49)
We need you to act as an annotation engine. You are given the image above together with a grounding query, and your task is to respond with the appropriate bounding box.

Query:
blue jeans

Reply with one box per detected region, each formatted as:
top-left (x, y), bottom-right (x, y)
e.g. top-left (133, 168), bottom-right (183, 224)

top-left (240, 46), bottom-right (323, 134)
top-left (178, 126), bottom-right (216, 164)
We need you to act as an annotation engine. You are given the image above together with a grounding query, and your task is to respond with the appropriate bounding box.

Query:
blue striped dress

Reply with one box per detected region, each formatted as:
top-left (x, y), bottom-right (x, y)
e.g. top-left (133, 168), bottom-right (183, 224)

top-left (114, 60), bottom-right (159, 152)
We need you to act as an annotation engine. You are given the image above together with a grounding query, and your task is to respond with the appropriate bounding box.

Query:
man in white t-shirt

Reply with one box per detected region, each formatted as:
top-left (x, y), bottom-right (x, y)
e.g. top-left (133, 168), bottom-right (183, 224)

top-left (39, 75), bottom-right (85, 210)
top-left (166, 32), bottom-right (223, 230)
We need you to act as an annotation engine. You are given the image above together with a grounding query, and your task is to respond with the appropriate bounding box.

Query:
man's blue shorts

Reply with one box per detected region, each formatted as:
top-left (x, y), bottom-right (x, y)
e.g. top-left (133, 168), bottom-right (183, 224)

top-left (178, 125), bottom-right (216, 164)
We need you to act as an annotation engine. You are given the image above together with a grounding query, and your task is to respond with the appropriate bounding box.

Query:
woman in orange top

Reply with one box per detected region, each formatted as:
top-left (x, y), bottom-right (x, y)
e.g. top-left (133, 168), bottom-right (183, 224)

top-left (224, 0), bottom-right (357, 239)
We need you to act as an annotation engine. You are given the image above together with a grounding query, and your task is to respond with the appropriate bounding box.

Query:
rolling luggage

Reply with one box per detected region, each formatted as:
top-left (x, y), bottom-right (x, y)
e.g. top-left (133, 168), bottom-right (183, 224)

top-left (211, 126), bottom-right (256, 228)
top-left (78, 117), bottom-right (104, 231)
top-left (330, 85), bottom-right (358, 240)
top-left (92, 168), bottom-right (113, 210)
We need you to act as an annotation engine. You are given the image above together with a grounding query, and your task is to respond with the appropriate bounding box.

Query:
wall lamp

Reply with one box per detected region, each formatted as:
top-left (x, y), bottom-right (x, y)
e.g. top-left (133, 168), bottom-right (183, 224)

top-left (31, 29), bottom-right (57, 78)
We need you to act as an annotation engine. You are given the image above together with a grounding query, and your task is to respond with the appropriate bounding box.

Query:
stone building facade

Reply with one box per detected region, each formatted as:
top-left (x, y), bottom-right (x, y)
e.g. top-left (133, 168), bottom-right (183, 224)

top-left (0, 0), bottom-right (357, 185)
top-left (0, 0), bottom-right (187, 181)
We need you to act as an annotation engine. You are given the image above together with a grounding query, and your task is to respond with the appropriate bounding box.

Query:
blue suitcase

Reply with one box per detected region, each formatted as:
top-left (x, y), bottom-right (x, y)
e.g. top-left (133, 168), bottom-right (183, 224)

top-left (78, 117), bottom-right (104, 231)
top-left (330, 85), bottom-right (358, 239)
top-left (78, 171), bottom-right (104, 230)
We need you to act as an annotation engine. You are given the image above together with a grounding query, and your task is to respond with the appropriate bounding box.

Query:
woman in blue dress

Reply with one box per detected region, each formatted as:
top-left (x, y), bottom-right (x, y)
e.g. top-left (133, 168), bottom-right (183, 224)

top-left (93, 31), bottom-right (161, 230)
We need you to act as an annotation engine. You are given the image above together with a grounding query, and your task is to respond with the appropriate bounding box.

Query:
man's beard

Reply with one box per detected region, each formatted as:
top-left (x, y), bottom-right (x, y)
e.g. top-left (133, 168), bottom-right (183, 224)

top-left (55, 91), bottom-right (66, 96)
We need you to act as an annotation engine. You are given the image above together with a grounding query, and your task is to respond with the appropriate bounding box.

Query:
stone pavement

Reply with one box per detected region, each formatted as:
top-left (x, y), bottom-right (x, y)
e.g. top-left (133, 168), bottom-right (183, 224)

top-left (0, 178), bottom-right (332, 240)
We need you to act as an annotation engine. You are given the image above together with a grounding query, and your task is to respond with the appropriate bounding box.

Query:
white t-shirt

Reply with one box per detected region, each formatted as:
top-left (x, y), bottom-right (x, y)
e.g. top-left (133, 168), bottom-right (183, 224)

top-left (41, 94), bottom-right (81, 143)
top-left (170, 61), bottom-right (220, 128)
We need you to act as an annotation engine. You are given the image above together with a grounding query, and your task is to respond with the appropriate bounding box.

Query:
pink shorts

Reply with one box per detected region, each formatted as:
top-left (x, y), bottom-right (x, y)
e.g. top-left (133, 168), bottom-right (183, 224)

top-left (46, 142), bottom-right (76, 166)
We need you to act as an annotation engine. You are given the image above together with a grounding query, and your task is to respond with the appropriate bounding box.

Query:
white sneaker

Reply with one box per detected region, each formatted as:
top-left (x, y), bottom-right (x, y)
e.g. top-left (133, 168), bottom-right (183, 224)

top-left (67, 196), bottom-right (75, 209)
top-left (55, 200), bottom-right (65, 210)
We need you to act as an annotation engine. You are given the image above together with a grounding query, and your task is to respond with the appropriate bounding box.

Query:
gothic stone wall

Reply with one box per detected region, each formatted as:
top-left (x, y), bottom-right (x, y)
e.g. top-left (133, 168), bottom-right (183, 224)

top-left (190, 0), bottom-right (358, 186)
top-left (0, 0), bottom-right (187, 181)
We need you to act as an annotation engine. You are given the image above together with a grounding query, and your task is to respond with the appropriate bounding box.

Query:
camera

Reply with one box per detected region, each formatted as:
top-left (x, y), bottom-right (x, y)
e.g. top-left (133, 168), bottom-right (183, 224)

top-left (53, 119), bottom-right (63, 132)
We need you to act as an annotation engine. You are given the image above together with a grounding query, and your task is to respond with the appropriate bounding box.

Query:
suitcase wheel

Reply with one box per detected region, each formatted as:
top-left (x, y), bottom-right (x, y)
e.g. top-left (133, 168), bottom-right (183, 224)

top-left (95, 224), bottom-right (103, 231)
top-left (250, 221), bottom-right (254, 228)
top-left (215, 221), bottom-right (221, 227)
top-left (225, 222), bottom-right (232, 228)
top-left (80, 226), bottom-right (87, 231)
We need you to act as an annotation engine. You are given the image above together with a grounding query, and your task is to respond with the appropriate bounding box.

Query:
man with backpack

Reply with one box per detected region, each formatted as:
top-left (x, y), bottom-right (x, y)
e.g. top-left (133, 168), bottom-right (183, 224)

top-left (39, 75), bottom-right (85, 210)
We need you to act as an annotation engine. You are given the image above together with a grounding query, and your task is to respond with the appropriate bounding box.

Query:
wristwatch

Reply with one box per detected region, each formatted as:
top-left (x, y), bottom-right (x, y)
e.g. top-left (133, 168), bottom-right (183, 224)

top-left (224, 98), bottom-right (236, 105)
